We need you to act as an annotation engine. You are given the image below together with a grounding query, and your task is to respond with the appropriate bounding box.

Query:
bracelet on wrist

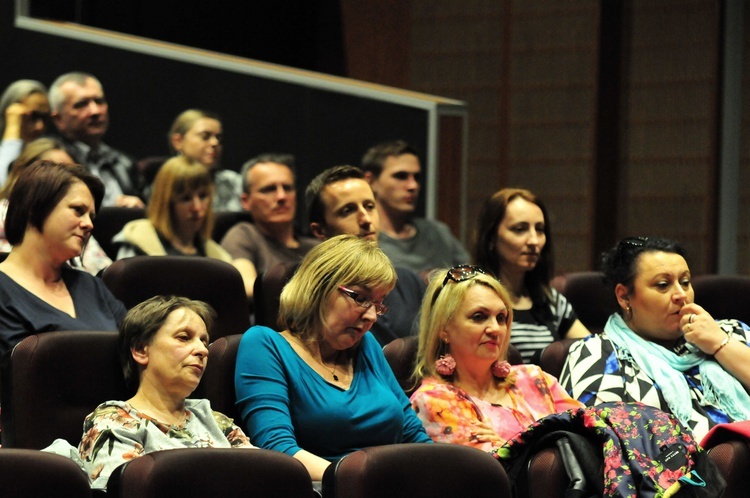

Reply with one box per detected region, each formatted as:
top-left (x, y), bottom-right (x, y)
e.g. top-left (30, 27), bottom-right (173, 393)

top-left (712, 335), bottom-right (730, 356)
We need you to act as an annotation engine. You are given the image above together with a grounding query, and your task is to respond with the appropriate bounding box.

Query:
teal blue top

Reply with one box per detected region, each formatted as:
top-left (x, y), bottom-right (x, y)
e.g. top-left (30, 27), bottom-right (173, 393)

top-left (235, 326), bottom-right (431, 461)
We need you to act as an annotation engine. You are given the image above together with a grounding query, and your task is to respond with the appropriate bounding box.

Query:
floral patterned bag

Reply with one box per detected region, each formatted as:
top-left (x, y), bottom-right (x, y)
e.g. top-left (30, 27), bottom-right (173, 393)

top-left (493, 402), bottom-right (725, 498)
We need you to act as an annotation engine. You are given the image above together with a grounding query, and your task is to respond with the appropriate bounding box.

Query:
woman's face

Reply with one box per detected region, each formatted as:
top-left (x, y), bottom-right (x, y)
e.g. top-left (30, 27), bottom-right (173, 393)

top-left (322, 283), bottom-right (388, 350)
top-left (441, 284), bottom-right (510, 368)
top-left (171, 187), bottom-right (210, 238)
top-left (172, 118), bottom-right (222, 169)
top-left (134, 308), bottom-right (209, 397)
top-left (494, 197), bottom-right (546, 275)
top-left (41, 179), bottom-right (95, 261)
top-left (619, 251), bottom-right (693, 345)
top-left (19, 92), bottom-right (50, 142)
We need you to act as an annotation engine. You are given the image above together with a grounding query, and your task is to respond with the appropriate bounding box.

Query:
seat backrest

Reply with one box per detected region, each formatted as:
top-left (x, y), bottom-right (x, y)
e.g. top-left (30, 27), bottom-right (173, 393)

top-left (538, 338), bottom-right (581, 380)
top-left (212, 210), bottom-right (254, 243)
top-left (382, 335), bottom-right (524, 397)
top-left (199, 334), bottom-right (243, 421)
top-left (0, 448), bottom-right (92, 498)
top-left (706, 440), bottom-right (750, 498)
top-left (107, 447), bottom-right (314, 498)
top-left (90, 206), bottom-right (147, 260)
top-left (102, 256), bottom-right (250, 341)
top-left (1, 330), bottom-right (131, 449)
top-left (253, 262), bottom-right (299, 329)
top-left (322, 443), bottom-right (511, 498)
top-left (692, 274), bottom-right (750, 324)
top-left (550, 271), bottom-right (613, 333)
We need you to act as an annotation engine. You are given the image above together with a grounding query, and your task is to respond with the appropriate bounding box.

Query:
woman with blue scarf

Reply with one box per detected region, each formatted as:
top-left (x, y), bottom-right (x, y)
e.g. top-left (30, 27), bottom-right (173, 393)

top-left (560, 237), bottom-right (750, 441)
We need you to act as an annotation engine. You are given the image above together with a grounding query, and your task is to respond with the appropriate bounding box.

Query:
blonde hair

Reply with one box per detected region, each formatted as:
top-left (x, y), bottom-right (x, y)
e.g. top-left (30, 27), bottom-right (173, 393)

top-left (0, 137), bottom-right (68, 200)
top-left (168, 109), bottom-right (221, 153)
top-left (279, 234), bottom-right (397, 343)
top-left (414, 269), bottom-right (514, 381)
top-left (147, 156), bottom-right (214, 242)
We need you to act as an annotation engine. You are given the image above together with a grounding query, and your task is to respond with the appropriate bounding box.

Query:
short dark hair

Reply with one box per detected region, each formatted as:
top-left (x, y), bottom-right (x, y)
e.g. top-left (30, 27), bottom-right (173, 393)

top-left (305, 165), bottom-right (365, 226)
top-left (240, 153), bottom-right (296, 193)
top-left (600, 237), bottom-right (688, 297)
top-left (5, 161), bottom-right (104, 245)
top-left (118, 295), bottom-right (216, 388)
top-left (360, 140), bottom-right (419, 178)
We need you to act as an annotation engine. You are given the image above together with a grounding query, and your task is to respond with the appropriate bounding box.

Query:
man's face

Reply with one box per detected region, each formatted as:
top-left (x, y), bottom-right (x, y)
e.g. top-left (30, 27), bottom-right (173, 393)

top-left (53, 77), bottom-right (109, 146)
top-left (241, 162), bottom-right (296, 226)
top-left (312, 178), bottom-right (379, 242)
top-left (368, 153), bottom-right (420, 217)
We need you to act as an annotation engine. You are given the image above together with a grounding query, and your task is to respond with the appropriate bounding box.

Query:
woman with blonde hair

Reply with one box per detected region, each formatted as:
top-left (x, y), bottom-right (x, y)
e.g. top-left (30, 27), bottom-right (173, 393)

top-left (114, 156), bottom-right (255, 297)
top-left (235, 234), bottom-right (431, 480)
top-left (410, 266), bottom-right (582, 452)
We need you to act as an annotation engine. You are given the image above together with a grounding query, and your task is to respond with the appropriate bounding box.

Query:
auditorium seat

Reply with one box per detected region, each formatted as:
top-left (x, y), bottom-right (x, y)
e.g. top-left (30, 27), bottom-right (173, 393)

top-left (107, 447), bottom-right (314, 498)
top-left (212, 210), bottom-right (253, 243)
top-left (90, 206), bottom-right (146, 260)
top-left (1, 330), bottom-right (128, 449)
top-left (102, 256), bottom-right (250, 341)
top-left (0, 448), bottom-right (92, 498)
top-left (253, 262), bottom-right (299, 329)
top-left (550, 271), bottom-right (612, 333)
top-left (691, 274), bottom-right (750, 324)
top-left (322, 443), bottom-right (511, 498)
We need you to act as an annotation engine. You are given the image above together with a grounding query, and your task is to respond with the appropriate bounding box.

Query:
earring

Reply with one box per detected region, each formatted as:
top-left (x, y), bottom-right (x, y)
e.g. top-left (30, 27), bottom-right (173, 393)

top-left (624, 302), bottom-right (633, 321)
top-left (491, 360), bottom-right (511, 379)
top-left (435, 354), bottom-right (456, 376)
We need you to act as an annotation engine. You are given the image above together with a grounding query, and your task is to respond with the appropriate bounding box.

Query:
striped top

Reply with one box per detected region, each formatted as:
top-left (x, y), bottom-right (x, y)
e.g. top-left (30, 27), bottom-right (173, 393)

top-left (510, 288), bottom-right (577, 364)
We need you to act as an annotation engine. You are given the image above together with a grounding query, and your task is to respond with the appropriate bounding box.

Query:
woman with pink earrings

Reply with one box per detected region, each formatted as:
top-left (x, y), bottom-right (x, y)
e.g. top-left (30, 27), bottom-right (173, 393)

top-left (409, 265), bottom-right (582, 452)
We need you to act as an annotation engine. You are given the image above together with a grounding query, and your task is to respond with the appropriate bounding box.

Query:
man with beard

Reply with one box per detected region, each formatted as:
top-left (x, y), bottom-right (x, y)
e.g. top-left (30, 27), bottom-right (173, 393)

top-left (49, 72), bottom-right (143, 208)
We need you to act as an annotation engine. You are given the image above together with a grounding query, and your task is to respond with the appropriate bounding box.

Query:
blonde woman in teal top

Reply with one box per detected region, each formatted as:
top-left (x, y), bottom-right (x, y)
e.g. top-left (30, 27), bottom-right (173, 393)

top-left (235, 235), bottom-right (431, 480)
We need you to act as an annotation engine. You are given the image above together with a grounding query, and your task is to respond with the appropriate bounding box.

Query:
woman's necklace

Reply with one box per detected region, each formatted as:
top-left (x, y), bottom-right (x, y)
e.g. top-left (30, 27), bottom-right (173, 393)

top-left (312, 351), bottom-right (342, 381)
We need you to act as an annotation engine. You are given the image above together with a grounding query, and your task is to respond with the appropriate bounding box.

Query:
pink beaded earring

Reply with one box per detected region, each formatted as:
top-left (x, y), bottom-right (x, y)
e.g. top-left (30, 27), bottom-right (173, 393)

top-left (435, 354), bottom-right (456, 376)
top-left (491, 360), bottom-right (511, 379)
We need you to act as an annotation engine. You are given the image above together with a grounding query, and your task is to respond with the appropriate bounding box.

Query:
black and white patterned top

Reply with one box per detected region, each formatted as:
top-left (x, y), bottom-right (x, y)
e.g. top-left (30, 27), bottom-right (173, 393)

top-left (559, 318), bottom-right (750, 441)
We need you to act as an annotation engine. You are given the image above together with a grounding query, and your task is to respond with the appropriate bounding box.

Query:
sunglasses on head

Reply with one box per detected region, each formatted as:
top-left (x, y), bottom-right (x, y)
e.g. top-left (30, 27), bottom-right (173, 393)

top-left (431, 265), bottom-right (486, 306)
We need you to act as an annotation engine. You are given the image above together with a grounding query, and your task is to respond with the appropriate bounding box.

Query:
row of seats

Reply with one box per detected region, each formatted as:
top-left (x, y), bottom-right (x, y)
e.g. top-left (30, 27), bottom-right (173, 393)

top-left (0, 330), bottom-right (510, 497)
top-left (4, 326), bottom-right (748, 498)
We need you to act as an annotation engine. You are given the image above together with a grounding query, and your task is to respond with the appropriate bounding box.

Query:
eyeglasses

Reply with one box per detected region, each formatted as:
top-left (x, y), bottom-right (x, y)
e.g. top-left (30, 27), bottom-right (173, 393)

top-left (431, 265), bottom-right (486, 305)
top-left (338, 286), bottom-right (388, 316)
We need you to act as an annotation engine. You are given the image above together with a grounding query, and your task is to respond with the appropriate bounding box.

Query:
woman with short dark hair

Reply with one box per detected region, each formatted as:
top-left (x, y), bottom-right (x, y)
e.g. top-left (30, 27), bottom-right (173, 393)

top-left (560, 236), bottom-right (750, 440)
top-left (0, 161), bottom-right (126, 355)
top-left (78, 295), bottom-right (255, 489)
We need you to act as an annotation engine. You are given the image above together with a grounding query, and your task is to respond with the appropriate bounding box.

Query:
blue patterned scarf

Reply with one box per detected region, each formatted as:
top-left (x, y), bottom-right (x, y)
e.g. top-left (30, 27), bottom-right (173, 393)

top-left (604, 313), bottom-right (750, 426)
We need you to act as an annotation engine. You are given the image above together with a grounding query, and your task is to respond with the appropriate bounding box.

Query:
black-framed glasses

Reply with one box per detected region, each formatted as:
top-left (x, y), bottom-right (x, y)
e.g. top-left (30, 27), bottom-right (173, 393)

top-left (338, 286), bottom-right (388, 316)
top-left (431, 265), bottom-right (486, 305)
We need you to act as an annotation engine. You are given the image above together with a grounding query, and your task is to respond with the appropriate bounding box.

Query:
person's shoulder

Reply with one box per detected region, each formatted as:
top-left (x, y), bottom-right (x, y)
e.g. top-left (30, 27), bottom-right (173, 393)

top-left (239, 325), bottom-right (280, 347)
top-left (85, 400), bottom-right (131, 424)
top-left (297, 235), bottom-right (320, 250)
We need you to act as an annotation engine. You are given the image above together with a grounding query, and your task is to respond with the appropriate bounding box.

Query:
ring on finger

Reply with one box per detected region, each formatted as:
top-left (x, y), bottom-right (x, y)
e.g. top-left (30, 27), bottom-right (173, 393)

top-left (687, 323), bottom-right (692, 332)
top-left (689, 313), bottom-right (696, 324)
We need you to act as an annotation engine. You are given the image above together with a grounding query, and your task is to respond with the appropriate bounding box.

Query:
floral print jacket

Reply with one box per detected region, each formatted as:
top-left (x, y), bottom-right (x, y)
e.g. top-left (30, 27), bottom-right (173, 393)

top-left (79, 399), bottom-right (254, 489)
top-left (409, 364), bottom-right (583, 452)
